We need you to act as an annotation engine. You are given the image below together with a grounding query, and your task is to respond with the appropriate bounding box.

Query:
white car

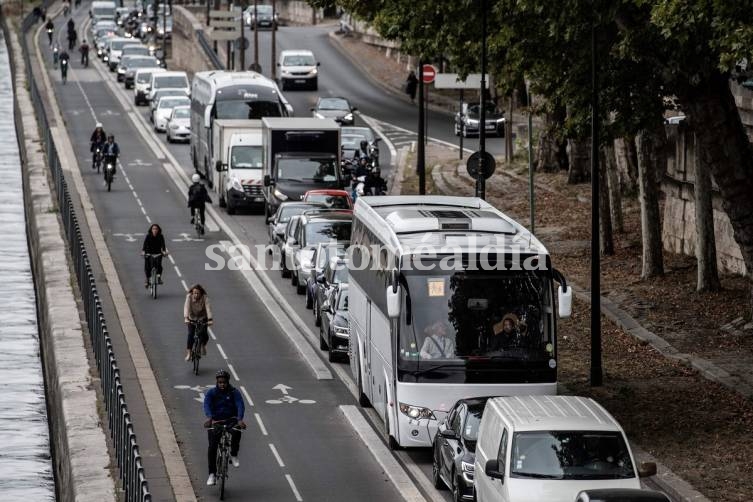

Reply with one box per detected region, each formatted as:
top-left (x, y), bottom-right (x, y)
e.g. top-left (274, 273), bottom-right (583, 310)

top-left (133, 67), bottom-right (165, 106)
top-left (149, 88), bottom-right (188, 117)
top-left (277, 49), bottom-right (319, 91)
top-left (474, 395), bottom-right (657, 502)
top-left (166, 106), bottom-right (191, 143)
top-left (152, 96), bottom-right (190, 132)
top-left (147, 71), bottom-right (189, 103)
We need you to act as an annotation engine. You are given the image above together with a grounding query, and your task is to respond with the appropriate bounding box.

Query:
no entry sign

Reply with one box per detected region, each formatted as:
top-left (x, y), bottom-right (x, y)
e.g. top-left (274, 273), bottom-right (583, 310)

top-left (422, 64), bottom-right (437, 84)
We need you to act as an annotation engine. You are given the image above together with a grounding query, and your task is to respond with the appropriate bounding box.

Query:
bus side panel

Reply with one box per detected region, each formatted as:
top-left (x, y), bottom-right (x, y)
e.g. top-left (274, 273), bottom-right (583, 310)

top-left (349, 280), bottom-right (369, 396)
top-left (369, 305), bottom-right (391, 422)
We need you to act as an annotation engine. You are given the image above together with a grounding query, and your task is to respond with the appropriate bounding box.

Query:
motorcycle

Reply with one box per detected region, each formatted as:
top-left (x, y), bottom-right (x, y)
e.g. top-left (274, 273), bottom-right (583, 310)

top-left (60, 58), bottom-right (68, 84)
top-left (104, 159), bottom-right (115, 191)
top-left (52, 45), bottom-right (59, 68)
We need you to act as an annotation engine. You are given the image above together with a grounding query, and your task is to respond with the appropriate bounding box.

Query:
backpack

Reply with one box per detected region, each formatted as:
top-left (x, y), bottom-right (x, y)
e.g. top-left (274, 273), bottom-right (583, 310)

top-left (188, 184), bottom-right (203, 206)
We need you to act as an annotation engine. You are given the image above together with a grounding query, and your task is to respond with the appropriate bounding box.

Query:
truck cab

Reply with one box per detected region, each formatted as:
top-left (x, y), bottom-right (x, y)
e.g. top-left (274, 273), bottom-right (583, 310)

top-left (212, 120), bottom-right (264, 214)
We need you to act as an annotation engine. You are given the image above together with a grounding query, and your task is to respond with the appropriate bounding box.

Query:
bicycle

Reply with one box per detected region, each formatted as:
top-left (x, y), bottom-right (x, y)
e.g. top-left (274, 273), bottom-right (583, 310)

top-left (188, 319), bottom-right (207, 375)
top-left (60, 58), bottom-right (68, 84)
top-left (193, 209), bottom-right (205, 238)
top-left (145, 253), bottom-right (163, 299)
top-left (206, 420), bottom-right (242, 500)
top-left (92, 145), bottom-right (103, 172)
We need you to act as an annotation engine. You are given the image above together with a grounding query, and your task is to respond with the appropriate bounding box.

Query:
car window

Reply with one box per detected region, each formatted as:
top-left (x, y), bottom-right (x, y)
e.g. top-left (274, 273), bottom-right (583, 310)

top-left (463, 404), bottom-right (484, 440)
top-left (337, 290), bottom-right (348, 310)
top-left (172, 107), bottom-right (190, 119)
top-left (497, 429), bottom-right (508, 473)
top-left (318, 98), bottom-right (350, 111)
top-left (450, 406), bottom-right (463, 435)
top-left (283, 54), bottom-right (315, 66)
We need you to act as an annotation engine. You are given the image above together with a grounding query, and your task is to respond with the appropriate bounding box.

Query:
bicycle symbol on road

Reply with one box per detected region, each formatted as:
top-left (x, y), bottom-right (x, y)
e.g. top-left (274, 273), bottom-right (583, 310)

top-left (174, 384), bottom-right (213, 403)
top-left (265, 384), bottom-right (316, 405)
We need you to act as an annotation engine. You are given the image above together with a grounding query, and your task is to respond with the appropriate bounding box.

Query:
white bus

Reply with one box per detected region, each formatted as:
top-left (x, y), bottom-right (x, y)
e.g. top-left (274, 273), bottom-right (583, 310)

top-left (190, 71), bottom-right (292, 187)
top-left (348, 196), bottom-right (573, 448)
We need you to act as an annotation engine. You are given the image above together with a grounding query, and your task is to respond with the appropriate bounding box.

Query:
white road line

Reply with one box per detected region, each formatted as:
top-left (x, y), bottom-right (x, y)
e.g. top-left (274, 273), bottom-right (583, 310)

top-left (285, 474), bottom-right (303, 502)
top-left (268, 443), bottom-right (285, 467)
top-left (340, 406), bottom-right (427, 502)
top-left (227, 363), bottom-right (240, 381)
top-left (239, 385), bottom-right (254, 407)
top-left (180, 279), bottom-right (188, 291)
top-left (207, 327), bottom-right (217, 340)
top-left (168, 254), bottom-right (176, 265)
top-left (254, 413), bottom-right (268, 436)
top-left (173, 265), bottom-right (182, 278)
top-left (139, 206), bottom-right (147, 216)
top-left (216, 344), bottom-right (228, 360)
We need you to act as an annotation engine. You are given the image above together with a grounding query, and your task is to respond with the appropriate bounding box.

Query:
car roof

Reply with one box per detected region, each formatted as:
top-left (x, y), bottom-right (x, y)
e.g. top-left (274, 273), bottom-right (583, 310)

top-left (279, 201), bottom-right (324, 209)
top-left (281, 49), bottom-right (314, 56)
top-left (303, 210), bottom-right (353, 221)
top-left (487, 396), bottom-right (624, 433)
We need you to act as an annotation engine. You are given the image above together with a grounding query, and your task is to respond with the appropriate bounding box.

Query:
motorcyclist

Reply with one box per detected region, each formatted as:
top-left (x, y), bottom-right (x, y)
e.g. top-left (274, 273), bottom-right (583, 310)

top-left (67, 28), bottom-right (77, 51)
top-left (45, 19), bottom-right (54, 45)
top-left (354, 139), bottom-right (369, 160)
top-left (203, 370), bottom-right (246, 486)
top-left (351, 157), bottom-right (370, 201)
top-left (59, 49), bottom-right (70, 82)
top-left (365, 167), bottom-right (387, 196)
top-left (90, 123), bottom-right (107, 169)
top-left (79, 39), bottom-right (90, 67)
top-left (66, 18), bottom-right (75, 35)
top-left (188, 174), bottom-right (212, 232)
top-left (102, 135), bottom-right (120, 183)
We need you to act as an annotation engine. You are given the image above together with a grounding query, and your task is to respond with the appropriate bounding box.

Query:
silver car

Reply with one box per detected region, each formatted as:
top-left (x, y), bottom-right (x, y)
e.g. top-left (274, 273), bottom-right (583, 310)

top-left (166, 106), bottom-right (191, 143)
top-left (152, 96), bottom-right (190, 132)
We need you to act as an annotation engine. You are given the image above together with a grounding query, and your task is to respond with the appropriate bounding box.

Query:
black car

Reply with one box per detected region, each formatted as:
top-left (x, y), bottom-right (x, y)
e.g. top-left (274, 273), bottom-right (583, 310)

top-left (454, 101), bottom-right (505, 137)
top-left (433, 396), bottom-right (490, 501)
top-left (267, 201), bottom-right (323, 249)
top-left (319, 285), bottom-right (349, 361)
top-left (314, 256), bottom-right (348, 327)
top-left (575, 489), bottom-right (671, 502)
top-left (311, 97), bottom-right (357, 125)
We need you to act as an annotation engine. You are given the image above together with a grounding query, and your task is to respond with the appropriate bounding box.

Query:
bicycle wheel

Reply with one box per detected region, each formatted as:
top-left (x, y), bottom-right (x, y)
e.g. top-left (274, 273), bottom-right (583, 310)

top-left (219, 439), bottom-right (229, 500)
top-left (192, 337), bottom-right (201, 375)
top-left (107, 173), bottom-right (112, 191)
top-left (151, 267), bottom-right (158, 299)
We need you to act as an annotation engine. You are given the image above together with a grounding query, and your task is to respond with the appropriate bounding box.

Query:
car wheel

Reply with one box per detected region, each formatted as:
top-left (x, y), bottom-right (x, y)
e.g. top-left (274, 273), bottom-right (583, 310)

top-left (314, 307), bottom-right (321, 327)
top-left (281, 255), bottom-right (291, 278)
top-left (167, 134), bottom-right (172, 143)
top-left (291, 272), bottom-right (297, 286)
top-left (432, 445), bottom-right (445, 489)
top-left (327, 335), bottom-right (337, 362)
top-left (357, 366), bottom-right (370, 408)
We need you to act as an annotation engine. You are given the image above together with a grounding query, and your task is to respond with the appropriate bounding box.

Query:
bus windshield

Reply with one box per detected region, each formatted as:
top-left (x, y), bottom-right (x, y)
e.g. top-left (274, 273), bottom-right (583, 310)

top-left (215, 99), bottom-right (283, 119)
top-left (397, 267), bottom-right (555, 383)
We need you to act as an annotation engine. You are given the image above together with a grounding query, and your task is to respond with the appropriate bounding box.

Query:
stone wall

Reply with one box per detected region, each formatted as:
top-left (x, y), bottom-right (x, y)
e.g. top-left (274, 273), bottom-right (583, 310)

top-left (172, 5), bottom-right (218, 76)
top-left (661, 124), bottom-right (746, 275)
top-left (731, 81), bottom-right (753, 141)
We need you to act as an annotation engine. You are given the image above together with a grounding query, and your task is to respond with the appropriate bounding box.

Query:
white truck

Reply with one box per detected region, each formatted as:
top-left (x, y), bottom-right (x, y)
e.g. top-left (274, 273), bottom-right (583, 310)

top-left (212, 119), bottom-right (264, 214)
top-left (261, 117), bottom-right (344, 220)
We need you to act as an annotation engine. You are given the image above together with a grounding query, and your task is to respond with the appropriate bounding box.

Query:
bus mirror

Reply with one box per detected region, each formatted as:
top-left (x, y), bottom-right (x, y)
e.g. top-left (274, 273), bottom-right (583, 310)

top-left (203, 107), bottom-right (212, 128)
top-left (557, 285), bottom-right (572, 318)
top-left (386, 286), bottom-right (400, 318)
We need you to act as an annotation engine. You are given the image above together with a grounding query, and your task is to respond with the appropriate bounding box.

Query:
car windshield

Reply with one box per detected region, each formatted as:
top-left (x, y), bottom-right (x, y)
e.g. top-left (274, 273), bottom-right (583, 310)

top-left (128, 58), bottom-right (158, 68)
top-left (511, 431), bottom-right (635, 480)
top-left (341, 134), bottom-right (365, 149)
top-left (172, 107), bottom-right (190, 119)
top-left (305, 194), bottom-right (350, 209)
top-left (304, 221), bottom-right (352, 246)
top-left (215, 100), bottom-right (283, 119)
top-left (111, 40), bottom-right (130, 50)
top-left (278, 205), bottom-right (310, 223)
top-left (124, 46), bottom-right (150, 56)
top-left (283, 54), bottom-right (316, 66)
top-left (256, 5), bottom-right (272, 13)
top-left (463, 404), bottom-right (484, 441)
top-left (276, 158), bottom-right (338, 183)
top-left (341, 127), bottom-right (374, 142)
top-left (159, 98), bottom-right (188, 109)
top-left (337, 290), bottom-right (349, 310)
top-left (467, 102), bottom-right (498, 117)
top-left (318, 98), bottom-right (350, 111)
top-left (137, 72), bottom-right (156, 83)
top-left (231, 146), bottom-right (263, 169)
top-left (155, 76), bottom-right (187, 88)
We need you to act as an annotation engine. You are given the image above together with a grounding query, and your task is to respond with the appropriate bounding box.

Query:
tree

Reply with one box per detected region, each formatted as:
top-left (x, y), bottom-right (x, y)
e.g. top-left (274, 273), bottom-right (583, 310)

top-left (635, 126), bottom-right (665, 278)
top-left (692, 136), bottom-right (721, 292)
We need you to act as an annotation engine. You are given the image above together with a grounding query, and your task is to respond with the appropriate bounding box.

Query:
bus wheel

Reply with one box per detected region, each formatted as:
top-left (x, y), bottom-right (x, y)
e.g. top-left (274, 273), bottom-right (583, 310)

top-left (357, 368), bottom-right (371, 408)
top-left (388, 434), bottom-right (400, 450)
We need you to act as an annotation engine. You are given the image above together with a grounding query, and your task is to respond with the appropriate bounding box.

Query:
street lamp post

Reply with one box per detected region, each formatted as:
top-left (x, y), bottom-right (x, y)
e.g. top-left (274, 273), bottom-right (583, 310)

top-left (477, 0), bottom-right (488, 200)
top-left (590, 21), bottom-right (603, 387)
top-left (253, 0), bottom-right (259, 70)
top-left (417, 61), bottom-right (426, 195)
top-left (271, 0), bottom-right (277, 79)
top-left (526, 80), bottom-right (535, 233)
top-left (240, 0), bottom-right (246, 70)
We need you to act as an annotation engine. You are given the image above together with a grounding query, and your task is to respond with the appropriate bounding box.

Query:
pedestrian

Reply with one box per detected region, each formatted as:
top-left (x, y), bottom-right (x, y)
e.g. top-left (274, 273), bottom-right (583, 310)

top-left (405, 70), bottom-right (418, 104)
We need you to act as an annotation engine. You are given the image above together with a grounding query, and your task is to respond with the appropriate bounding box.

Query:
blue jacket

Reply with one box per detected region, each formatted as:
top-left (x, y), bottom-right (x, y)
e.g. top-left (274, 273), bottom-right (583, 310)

top-left (203, 385), bottom-right (245, 421)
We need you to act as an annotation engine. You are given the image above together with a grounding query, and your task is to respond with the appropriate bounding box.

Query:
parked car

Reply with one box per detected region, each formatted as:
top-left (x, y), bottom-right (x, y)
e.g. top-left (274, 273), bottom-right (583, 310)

top-left (152, 96), bottom-right (190, 132)
top-left (319, 285), bottom-right (349, 361)
top-left (432, 396), bottom-right (490, 502)
top-left (474, 395), bottom-right (657, 502)
top-left (311, 97), bottom-right (356, 125)
top-left (575, 489), bottom-right (671, 502)
top-left (306, 243), bottom-right (347, 309)
top-left (244, 3), bottom-right (278, 29)
top-left (454, 101), bottom-right (505, 137)
top-left (166, 106), bottom-right (191, 143)
top-left (302, 189), bottom-right (353, 209)
top-left (277, 49), bottom-right (319, 90)
top-left (313, 256), bottom-right (348, 327)
top-left (288, 212), bottom-right (352, 294)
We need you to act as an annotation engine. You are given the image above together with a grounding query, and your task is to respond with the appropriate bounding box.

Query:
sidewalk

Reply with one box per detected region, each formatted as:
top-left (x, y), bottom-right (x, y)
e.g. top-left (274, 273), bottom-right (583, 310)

top-left (330, 27), bottom-right (753, 502)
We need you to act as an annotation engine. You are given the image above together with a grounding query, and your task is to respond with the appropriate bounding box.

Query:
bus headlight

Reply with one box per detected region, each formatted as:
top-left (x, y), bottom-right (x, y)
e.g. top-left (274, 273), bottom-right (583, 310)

top-left (399, 403), bottom-right (436, 420)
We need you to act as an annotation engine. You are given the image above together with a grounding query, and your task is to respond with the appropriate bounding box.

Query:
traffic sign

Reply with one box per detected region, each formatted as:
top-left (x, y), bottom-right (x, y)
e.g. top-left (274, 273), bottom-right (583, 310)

top-left (235, 37), bottom-right (249, 50)
top-left (434, 73), bottom-right (489, 89)
top-left (422, 64), bottom-right (437, 84)
top-left (210, 29), bottom-right (240, 41)
top-left (466, 151), bottom-right (496, 179)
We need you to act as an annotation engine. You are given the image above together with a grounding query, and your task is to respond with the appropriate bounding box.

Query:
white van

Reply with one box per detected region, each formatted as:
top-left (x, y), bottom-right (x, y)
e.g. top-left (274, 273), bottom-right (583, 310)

top-left (277, 49), bottom-right (319, 91)
top-left (133, 68), bottom-right (166, 106)
top-left (105, 37), bottom-right (134, 71)
top-left (90, 1), bottom-right (117, 23)
top-left (474, 396), bottom-right (657, 502)
top-left (147, 71), bottom-right (189, 102)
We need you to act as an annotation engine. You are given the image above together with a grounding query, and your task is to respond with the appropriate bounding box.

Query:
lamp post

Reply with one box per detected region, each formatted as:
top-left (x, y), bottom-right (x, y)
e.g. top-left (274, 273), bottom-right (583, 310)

top-left (590, 20), bottom-right (603, 387)
top-left (240, 0), bottom-right (246, 70)
top-left (417, 61), bottom-right (426, 195)
top-left (526, 80), bottom-right (535, 233)
top-left (271, 0), bottom-right (277, 79)
top-left (476, 0), bottom-right (488, 200)
top-left (253, 0), bottom-right (259, 70)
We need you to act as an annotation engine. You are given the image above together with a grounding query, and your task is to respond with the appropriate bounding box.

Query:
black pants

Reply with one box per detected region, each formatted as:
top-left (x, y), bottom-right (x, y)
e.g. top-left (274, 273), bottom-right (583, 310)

top-left (191, 205), bottom-right (206, 225)
top-left (186, 321), bottom-right (209, 350)
top-left (208, 424), bottom-right (241, 475)
top-left (144, 254), bottom-right (163, 280)
top-left (81, 52), bottom-right (88, 66)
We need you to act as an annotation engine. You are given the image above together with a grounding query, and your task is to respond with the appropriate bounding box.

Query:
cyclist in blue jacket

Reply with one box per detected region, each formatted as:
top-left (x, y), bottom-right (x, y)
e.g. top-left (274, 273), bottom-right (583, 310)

top-left (203, 370), bottom-right (246, 486)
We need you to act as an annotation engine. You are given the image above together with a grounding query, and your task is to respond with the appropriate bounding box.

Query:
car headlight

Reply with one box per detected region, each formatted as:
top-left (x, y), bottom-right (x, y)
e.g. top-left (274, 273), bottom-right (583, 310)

top-left (310, 68), bottom-right (318, 75)
top-left (273, 188), bottom-right (288, 201)
top-left (103, 55), bottom-right (109, 61)
top-left (230, 177), bottom-right (243, 191)
top-left (344, 113), bottom-right (353, 122)
top-left (461, 460), bottom-right (474, 473)
top-left (398, 403), bottom-right (436, 420)
top-left (334, 325), bottom-right (349, 336)
top-left (281, 69), bottom-right (290, 76)
top-left (467, 119), bottom-right (479, 125)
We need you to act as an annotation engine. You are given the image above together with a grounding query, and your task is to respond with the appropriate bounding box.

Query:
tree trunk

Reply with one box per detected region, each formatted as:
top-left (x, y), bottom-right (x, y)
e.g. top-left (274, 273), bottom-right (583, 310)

top-left (605, 142), bottom-right (624, 233)
top-left (614, 136), bottom-right (640, 195)
top-left (599, 148), bottom-right (615, 255)
top-left (535, 113), bottom-right (561, 172)
top-left (505, 97), bottom-right (514, 162)
top-left (567, 138), bottom-right (590, 184)
top-left (635, 125), bottom-right (665, 278)
top-left (692, 152), bottom-right (721, 292)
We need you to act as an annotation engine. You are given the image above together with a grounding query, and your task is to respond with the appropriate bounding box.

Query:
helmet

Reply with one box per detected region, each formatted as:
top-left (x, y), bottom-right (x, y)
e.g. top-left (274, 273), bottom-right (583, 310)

top-left (215, 369), bottom-right (230, 381)
top-left (95, 122), bottom-right (102, 129)
top-left (107, 134), bottom-right (114, 140)
top-left (360, 140), bottom-right (368, 150)
top-left (191, 173), bottom-right (201, 183)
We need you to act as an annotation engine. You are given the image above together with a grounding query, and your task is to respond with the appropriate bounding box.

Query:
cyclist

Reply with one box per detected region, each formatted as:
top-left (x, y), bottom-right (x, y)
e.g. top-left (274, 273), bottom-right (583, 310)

top-left (59, 49), bottom-right (70, 83)
top-left (67, 28), bottom-right (77, 51)
top-left (187, 174), bottom-right (212, 231)
top-left (79, 39), bottom-right (90, 67)
top-left (203, 370), bottom-right (245, 486)
top-left (102, 134), bottom-right (120, 183)
top-left (90, 122), bottom-right (107, 169)
top-left (45, 19), bottom-right (54, 45)
top-left (184, 284), bottom-right (213, 360)
top-left (66, 17), bottom-right (74, 36)
top-left (141, 223), bottom-right (167, 288)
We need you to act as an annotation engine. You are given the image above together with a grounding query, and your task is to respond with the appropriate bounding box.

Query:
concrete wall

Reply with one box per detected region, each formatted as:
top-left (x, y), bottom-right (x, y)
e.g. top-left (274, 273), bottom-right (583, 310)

top-left (172, 5), bottom-right (219, 76)
top-left (661, 124), bottom-right (746, 276)
top-left (731, 81), bottom-right (753, 141)
top-left (5, 19), bottom-right (116, 502)
top-left (277, 0), bottom-right (321, 25)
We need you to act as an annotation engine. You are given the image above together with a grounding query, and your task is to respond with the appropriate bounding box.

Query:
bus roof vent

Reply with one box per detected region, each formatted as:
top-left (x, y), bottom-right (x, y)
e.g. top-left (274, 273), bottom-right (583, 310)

top-left (384, 208), bottom-right (517, 235)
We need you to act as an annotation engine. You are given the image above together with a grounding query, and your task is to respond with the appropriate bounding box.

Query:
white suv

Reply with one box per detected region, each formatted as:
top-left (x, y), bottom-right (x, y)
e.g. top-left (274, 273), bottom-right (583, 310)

top-left (277, 50), bottom-right (319, 91)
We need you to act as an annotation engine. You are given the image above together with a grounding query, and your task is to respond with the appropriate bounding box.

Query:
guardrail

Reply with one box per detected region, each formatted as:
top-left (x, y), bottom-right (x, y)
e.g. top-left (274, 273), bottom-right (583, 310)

top-left (16, 10), bottom-right (152, 502)
top-left (197, 28), bottom-right (224, 70)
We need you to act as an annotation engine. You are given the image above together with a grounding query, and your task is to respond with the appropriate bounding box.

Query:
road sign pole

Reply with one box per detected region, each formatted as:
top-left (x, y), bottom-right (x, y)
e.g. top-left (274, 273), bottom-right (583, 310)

top-left (253, 0), bottom-right (259, 69)
top-left (417, 61), bottom-right (426, 195)
top-left (271, 0), bottom-right (277, 78)
top-left (240, 1), bottom-right (245, 70)
top-left (425, 81), bottom-right (429, 146)
top-left (477, 0), bottom-right (488, 200)
top-left (459, 89), bottom-right (464, 159)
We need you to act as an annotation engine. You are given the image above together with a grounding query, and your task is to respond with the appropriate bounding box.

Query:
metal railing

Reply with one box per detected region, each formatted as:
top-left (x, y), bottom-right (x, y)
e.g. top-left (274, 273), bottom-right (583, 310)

top-left (13, 9), bottom-right (152, 502)
top-left (197, 28), bottom-right (224, 70)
